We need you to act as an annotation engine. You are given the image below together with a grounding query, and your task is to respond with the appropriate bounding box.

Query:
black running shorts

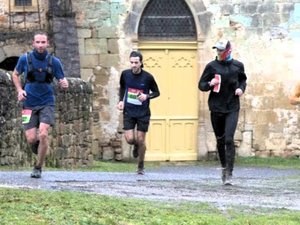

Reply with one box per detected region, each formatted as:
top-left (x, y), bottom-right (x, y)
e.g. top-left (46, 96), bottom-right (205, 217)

top-left (22, 105), bottom-right (55, 130)
top-left (123, 114), bottom-right (150, 132)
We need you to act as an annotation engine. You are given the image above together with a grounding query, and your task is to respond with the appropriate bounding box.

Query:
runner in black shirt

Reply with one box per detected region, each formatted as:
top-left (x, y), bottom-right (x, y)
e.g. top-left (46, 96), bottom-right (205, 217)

top-left (199, 39), bottom-right (247, 185)
top-left (117, 51), bottom-right (160, 174)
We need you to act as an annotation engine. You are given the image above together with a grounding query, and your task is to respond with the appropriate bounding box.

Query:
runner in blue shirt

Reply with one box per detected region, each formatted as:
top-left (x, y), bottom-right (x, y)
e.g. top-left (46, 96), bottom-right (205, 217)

top-left (12, 31), bottom-right (69, 178)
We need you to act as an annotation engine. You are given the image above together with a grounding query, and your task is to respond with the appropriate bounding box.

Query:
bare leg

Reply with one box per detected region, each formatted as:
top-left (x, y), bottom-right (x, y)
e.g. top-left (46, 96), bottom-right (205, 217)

top-left (124, 129), bottom-right (140, 158)
top-left (136, 130), bottom-right (146, 172)
top-left (25, 124), bottom-right (49, 178)
top-left (36, 122), bottom-right (50, 168)
top-left (25, 127), bottom-right (38, 145)
top-left (124, 129), bottom-right (136, 145)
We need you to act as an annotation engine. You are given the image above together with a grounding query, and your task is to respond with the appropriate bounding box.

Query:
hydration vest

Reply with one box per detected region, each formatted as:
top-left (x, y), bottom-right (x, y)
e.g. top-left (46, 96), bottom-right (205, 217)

top-left (26, 52), bottom-right (54, 83)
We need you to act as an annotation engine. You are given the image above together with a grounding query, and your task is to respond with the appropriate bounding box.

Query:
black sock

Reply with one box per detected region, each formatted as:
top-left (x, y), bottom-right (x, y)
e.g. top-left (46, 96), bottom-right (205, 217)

top-left (34, 165), bottom-right (41, 170)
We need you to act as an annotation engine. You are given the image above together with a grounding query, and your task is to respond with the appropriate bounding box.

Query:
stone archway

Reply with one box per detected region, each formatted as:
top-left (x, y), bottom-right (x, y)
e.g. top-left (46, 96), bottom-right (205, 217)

top-left (0, 57), bottom-right (19, 71)
top-left (0, 33), bottom-right (33, 71)
top-left (124, 0), bottom-right (212, 41)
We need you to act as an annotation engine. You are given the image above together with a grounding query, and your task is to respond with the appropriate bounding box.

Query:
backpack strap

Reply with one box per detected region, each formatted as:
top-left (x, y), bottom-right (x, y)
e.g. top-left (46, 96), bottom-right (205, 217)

top-left (26, 52), bottom-right (35, 83)
top-left (45, 54), bottom-right (54, 83)
top-left (26, 52), bottom-right (33, 74)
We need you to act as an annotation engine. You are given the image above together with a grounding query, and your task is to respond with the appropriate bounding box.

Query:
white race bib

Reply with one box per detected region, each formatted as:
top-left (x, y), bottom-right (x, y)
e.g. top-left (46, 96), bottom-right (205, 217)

top-left (127, 88), bottom-right (143, 105)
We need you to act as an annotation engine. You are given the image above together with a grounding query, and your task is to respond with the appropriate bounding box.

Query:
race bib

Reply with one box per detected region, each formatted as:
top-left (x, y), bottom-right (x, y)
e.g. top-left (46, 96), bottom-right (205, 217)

top-left (22, 109), bottom-right (32, 124)
top-left (127, 88), bottom-right (143, 105)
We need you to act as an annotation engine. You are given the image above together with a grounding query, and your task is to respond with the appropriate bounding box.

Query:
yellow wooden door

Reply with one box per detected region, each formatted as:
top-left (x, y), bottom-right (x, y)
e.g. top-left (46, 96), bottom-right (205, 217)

top-left (139, 42), bottom-right (198, 161)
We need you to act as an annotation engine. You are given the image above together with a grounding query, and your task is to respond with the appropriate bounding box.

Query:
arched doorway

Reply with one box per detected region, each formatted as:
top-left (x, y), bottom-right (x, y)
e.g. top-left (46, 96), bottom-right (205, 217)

top-left (0, 57), bottom-right (19, 71)
top-left (138, 0), bottom-right (198, 161)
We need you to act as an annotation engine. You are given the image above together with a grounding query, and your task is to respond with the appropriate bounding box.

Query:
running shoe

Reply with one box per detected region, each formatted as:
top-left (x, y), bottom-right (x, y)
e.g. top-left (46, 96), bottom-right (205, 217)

top-left (30, 166), bottom-right (42, 178)
top-left (137, 167), bottom-right (144, 175)
top-left (224, 172), bottom-right (233, 186)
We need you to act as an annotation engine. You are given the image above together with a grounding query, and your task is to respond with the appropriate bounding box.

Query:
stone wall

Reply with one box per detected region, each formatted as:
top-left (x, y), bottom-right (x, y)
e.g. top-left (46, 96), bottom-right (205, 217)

top-left (73, 0), bottom-right (125, 160)
top-left (0, 70), bottom-right (94, 167)
top-left (0, 0), bottom-right (48, 30)
top-left (0, 0), bottom-right (81, 79)
top-left (72, 0), bottom-right (300, 159)
top-left (48, 0), bottom-right (81, 78)
top-left (1, 0), bottom-right (300, 163)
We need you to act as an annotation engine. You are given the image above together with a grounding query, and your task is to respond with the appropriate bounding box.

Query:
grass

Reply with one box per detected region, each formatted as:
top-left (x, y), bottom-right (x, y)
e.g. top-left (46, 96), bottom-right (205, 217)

top-left (78, 156), bottom-right (300, 171)
top-left (0, 187), bottom-right (299, 225)
top-left (235, 156), bottom-right (300, 169)
top-left (0, 156), bottom-right (299, 172)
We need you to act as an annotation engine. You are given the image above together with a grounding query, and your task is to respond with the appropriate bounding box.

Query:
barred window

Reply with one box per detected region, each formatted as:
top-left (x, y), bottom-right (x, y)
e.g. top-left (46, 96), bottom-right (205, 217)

top-left (138, 0), bottom-right (196, 40)
top-left (15, 0), bottom-right (32, 6)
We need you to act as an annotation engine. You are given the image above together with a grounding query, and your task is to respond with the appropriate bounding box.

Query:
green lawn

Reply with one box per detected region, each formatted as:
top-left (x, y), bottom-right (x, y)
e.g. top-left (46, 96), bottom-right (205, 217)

top-left (235, 156), bottom-right (300, 169)
top-left (1, 156), bottom-right (299, 172)
top-left (0, 188), bottom-right (299, 225)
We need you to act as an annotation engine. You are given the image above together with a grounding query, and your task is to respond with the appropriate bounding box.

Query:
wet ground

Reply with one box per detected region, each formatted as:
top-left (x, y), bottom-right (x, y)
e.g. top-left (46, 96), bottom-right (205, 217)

top-left (0, 165), bottom-right (299, 210)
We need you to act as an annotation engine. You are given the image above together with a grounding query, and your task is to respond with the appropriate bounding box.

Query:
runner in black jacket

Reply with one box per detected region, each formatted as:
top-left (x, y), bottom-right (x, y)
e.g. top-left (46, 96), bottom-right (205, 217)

top-left (118, 51), bottom-right (160, 175)
top-left (198, 39), bottom-right (247, 185)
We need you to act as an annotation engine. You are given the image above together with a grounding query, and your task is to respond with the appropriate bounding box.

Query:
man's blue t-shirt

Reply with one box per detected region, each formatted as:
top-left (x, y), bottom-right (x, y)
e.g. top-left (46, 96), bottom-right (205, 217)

top-left (15, 50), bottom-right (65, 108)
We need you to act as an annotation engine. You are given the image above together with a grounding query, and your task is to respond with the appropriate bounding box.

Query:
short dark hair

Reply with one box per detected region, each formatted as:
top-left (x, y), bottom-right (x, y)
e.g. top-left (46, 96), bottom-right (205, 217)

top-left (33, 30), bottom-right (49, 40)
top-left (129, 51), bottom-right (143, 68)
top-left (130, 51), bottom-right (143, 61)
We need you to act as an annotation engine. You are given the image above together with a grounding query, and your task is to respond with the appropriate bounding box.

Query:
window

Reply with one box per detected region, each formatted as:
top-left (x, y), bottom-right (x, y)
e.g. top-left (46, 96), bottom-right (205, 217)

top-left (138, 0), bottom-right (196, 40)
top-left (9, 0), bottom-right (38, 12)
top-left (15, 0), bottom-right (32, 6)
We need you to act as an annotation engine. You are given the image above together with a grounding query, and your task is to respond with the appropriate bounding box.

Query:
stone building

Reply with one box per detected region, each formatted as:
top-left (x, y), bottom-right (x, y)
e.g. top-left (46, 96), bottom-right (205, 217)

top-left (0, 0), bottom-right (300, 166)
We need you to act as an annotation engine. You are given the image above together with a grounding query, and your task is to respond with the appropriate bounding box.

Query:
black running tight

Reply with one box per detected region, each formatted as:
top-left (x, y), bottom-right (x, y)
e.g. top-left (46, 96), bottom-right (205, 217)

top-left (210, 110), bottom-right (239, 173)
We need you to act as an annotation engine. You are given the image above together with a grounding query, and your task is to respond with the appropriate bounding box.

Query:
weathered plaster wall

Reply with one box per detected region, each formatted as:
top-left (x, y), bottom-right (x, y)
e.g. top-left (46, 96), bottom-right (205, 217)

top-left (72, 0), bottom-right (300, 159)
top-left (201, 1), bottom-right (300, 158)
top-left (1, 0), bottom-right (300, 163)
top-left (72, 0), bottom-right (124, 160)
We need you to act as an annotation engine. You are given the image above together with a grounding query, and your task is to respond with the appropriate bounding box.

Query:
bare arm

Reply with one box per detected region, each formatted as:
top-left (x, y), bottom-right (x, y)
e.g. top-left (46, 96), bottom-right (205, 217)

top-left (289, 81), bottom-right (300, 105)
top-left (12, 69), bottom-right (27, 101)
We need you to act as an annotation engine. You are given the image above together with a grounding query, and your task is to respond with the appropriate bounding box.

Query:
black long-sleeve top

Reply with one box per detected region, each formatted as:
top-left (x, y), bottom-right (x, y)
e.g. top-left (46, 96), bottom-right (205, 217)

top-left (119, 69), bottom-right (160, 118)
top-left (198, 58), bottom-right (247, 113)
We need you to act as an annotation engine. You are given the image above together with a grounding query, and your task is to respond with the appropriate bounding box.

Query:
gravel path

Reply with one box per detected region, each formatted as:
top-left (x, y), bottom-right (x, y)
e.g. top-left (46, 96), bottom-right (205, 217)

top-left (0, 165), bottom-right (299, 210)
